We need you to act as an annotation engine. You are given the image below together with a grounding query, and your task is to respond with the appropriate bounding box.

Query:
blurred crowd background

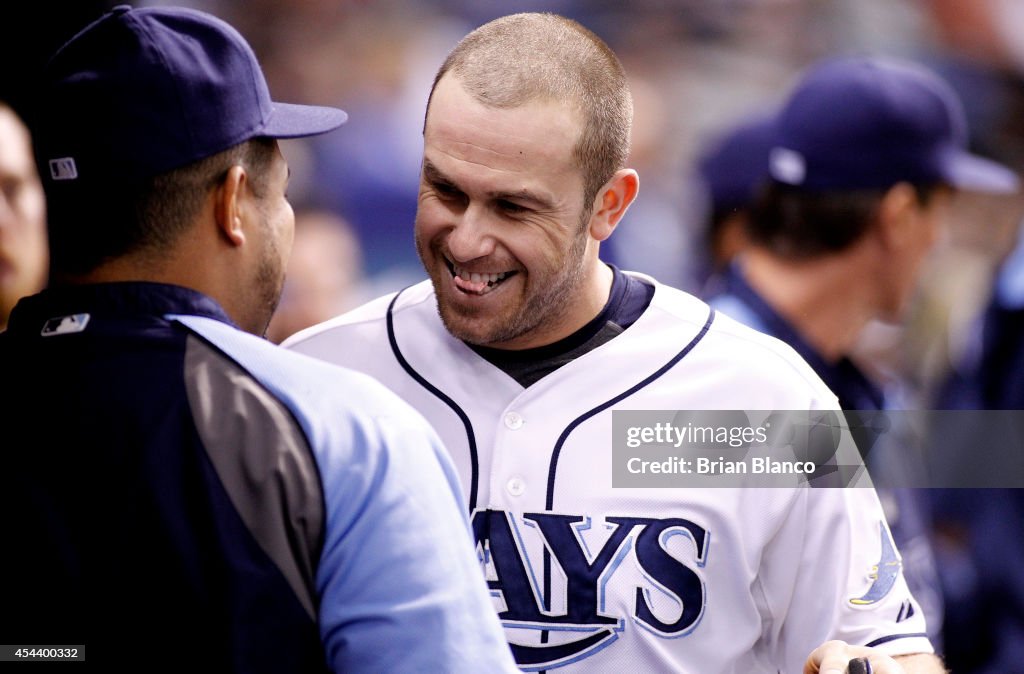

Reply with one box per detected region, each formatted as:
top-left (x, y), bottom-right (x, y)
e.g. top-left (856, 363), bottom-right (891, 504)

top-left (4, 2), bottom-right (1024, 672)
top-left (6, 1), bottom-right (1024, 359)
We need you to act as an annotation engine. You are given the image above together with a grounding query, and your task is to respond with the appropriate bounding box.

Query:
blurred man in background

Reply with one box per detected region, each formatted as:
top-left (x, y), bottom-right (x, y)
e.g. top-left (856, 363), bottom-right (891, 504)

top-left (0, 103), bottom-right (46, 331)
top-left (707, 55), bottom-right (1021, 650)
top-left (931, 220), bottom-right (1024, 673)
top-left (693, 109), bottom-right (775, 296)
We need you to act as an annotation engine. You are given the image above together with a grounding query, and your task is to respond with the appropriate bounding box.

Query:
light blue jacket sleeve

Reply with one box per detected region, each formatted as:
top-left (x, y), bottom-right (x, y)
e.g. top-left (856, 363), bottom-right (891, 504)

top-left (310, 384), bottom-right (518, 672)
top-left (175, 316), bottom-right (519, 673)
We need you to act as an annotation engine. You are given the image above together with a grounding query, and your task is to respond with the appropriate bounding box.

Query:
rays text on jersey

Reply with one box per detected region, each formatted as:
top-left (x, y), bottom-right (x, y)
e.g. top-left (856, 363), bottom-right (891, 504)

top-left (473, 509), bottom-right (709, 670)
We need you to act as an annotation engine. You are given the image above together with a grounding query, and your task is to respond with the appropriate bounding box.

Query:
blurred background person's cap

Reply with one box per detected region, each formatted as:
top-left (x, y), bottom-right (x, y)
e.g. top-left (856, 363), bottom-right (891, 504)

top-left (768, 56), bottom-right (1020, 193)
top-left (697, 111), bottom-right (777, 218)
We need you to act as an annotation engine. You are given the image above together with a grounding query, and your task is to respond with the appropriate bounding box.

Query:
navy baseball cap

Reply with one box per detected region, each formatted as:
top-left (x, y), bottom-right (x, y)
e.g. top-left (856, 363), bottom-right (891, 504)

top-left (697, 111), bottom-right (777, 214)
top-left (768, 57), bottom-right (1019, 193)
top-left (35, 4), bottom-right (347, 188)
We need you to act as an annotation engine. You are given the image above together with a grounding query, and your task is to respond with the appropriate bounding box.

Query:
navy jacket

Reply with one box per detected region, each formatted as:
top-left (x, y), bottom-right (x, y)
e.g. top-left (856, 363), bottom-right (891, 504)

top-left (0, 282), bottom-right (516, 673)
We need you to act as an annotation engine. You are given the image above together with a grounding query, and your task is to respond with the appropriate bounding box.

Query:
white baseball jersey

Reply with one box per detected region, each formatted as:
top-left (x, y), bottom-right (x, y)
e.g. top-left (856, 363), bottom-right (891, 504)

top-left (284, 274), bottom-right (933, 673)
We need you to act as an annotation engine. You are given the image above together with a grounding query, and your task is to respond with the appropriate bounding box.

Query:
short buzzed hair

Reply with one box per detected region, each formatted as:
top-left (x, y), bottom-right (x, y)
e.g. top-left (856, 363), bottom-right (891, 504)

top-left (427, 13), bottom-right (633, 211)
top-left (48, 138), bottom-right (276, 277)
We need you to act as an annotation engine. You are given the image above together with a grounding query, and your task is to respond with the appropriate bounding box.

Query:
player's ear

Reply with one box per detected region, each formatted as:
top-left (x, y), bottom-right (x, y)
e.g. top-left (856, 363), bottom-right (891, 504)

top-left (213, 165), bottom-right (249, 248)
top-left (874, 182), bottom-right (918, 250)
top-left (589, 168), bottom-right (639, 242)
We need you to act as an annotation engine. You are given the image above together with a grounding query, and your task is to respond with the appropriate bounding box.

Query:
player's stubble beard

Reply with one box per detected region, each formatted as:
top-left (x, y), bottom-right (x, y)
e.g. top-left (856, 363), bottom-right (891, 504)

top-left (252, 205), bottom-right (289, 338)
top-left (418, 215), bottom-right (591, 349)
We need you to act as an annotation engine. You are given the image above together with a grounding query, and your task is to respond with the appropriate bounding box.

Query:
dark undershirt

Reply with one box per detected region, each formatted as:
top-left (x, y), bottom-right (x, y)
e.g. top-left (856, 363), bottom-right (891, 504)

top-left (469, 265), bottom-right (655, 388)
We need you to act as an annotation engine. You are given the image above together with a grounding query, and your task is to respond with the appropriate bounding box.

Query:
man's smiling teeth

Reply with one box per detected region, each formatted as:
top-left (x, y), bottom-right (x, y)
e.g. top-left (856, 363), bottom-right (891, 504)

top-left (453, 265), bottom-right (509, 285)
top-left (450, 263), bottom-right (512, 295)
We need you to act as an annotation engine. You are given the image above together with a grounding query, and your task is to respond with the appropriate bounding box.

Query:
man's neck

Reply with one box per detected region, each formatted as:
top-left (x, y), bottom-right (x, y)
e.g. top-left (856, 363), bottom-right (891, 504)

top-left (469, 264), bottom-right (654, 387)
top-left (741, 248), bottom-right (876, 363)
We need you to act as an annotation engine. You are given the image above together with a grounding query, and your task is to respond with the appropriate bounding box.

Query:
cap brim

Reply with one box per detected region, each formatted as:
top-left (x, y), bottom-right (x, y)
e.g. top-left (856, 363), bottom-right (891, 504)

top-left (261, 102), bottom-right (348, 139)
top-left (940, 148), bottom-right (1020, 194)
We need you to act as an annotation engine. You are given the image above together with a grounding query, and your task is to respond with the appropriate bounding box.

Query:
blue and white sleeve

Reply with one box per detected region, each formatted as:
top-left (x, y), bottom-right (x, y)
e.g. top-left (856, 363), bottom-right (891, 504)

top-left (311, 388), bottom-right (518, 673)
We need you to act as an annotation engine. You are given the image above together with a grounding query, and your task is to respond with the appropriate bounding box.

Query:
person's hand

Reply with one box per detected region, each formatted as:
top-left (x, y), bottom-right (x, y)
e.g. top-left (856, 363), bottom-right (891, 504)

top-left (804, 641), bottom-right (898, 674)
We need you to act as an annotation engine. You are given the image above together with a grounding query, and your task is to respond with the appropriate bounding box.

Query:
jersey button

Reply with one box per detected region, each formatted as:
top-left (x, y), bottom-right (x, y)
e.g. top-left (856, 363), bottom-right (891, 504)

top-left (504, 411), bottom-right (524, 430)
top-left (506, 476), bottom-right (525, 497)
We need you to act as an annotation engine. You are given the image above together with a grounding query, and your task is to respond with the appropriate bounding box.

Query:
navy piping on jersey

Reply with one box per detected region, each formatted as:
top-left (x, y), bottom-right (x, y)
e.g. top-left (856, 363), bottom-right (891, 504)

top-left (544, 306), bottom-right (717, 509)
top-left (865, 633), bottom-right (929, 648)
top-left (386, 289), bottom-right (481, 511)
top-left (537, 305), bottom-right (716, 662)
top-left (387, 287), bottom-right (716, 672)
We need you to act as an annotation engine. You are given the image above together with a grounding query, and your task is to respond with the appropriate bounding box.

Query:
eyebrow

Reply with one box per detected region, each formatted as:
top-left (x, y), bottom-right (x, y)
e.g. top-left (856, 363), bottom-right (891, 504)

top-left (422, 159), bottom-right (556, 211)
top-left (421, 160), bottom-right (454, 189)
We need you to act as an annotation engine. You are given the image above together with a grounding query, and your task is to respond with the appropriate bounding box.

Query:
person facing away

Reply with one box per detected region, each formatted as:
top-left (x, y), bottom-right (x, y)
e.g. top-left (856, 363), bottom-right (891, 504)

top-left (0, 102), bottom-right (47, 331)
top-left (703, 56), bottom-right (1020, 654)
top-left (930, 221), bottom-right (1024, 673)
top-left (285, 13), bottom-right (946, 674)
top-left (692, 109), bottom-right (776, 297)
top-left (0, 6), bottom-right (518, 673)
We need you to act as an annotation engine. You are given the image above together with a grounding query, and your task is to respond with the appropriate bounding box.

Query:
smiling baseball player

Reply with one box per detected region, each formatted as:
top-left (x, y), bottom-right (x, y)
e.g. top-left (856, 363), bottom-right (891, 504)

top-left (285, 13), bottom-right (945, 674)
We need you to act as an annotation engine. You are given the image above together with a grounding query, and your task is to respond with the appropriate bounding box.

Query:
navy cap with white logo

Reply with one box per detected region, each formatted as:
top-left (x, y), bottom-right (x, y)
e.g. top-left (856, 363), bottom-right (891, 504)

top-left (35, 4), bottom-right (347, 188)
top-left (768, 57), bottom-right (1019, 193)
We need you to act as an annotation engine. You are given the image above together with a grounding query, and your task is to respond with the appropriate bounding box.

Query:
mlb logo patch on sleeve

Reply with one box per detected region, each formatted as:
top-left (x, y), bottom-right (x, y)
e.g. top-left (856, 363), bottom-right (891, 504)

top-left (41, 314), bottom-right (91, 336)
